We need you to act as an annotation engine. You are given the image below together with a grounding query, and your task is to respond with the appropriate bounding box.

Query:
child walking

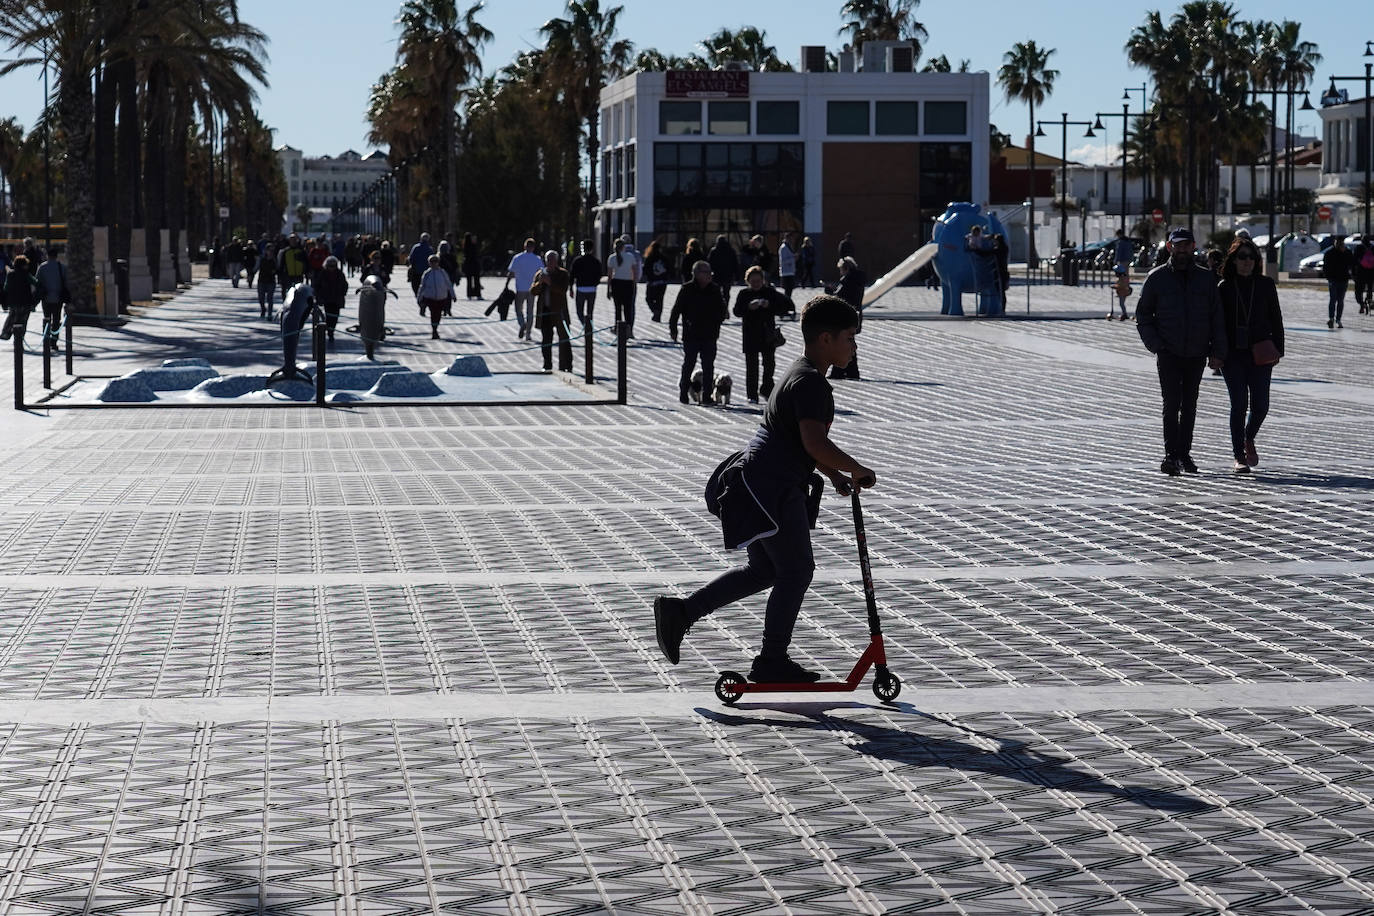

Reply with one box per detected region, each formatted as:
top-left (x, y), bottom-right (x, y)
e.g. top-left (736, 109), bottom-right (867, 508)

top-left (654, 295), bottom-right (877, 683)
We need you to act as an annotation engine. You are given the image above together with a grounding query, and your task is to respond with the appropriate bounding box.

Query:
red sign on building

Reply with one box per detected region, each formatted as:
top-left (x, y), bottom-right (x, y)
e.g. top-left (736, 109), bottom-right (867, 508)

top-left (665, 70), bottom-right (749, 99)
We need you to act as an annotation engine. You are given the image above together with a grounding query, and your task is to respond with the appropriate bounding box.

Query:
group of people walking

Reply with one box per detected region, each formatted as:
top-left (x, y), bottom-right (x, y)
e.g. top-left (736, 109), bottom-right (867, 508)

top-left (0, 241), bottom-right (67, 351)
top-left (1137, 228), bottom-right (1284, 475)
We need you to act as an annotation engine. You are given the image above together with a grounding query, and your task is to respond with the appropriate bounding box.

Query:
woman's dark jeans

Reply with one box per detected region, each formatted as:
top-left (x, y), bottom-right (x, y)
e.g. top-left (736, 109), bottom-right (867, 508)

top-left (1221, 348), bottom-right (1273, 459)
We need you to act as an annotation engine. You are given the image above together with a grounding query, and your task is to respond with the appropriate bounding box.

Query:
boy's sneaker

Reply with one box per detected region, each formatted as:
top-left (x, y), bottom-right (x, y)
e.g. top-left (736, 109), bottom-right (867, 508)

top-left (1233, 458), bottom-right (1251, 474)
top-left (653, 596), bottom-right (688, 665)
top-left (1160, 457), bottom-right (1180, 476)
top-left (748, 654), bottom-right (822, 684)
top-left (1177, 456), bottom-right (1198, 474)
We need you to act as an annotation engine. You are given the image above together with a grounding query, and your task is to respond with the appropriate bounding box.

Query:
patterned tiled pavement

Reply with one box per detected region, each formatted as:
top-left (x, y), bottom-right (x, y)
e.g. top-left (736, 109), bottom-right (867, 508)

top-left (1, 278), bottom-right (1373, 913)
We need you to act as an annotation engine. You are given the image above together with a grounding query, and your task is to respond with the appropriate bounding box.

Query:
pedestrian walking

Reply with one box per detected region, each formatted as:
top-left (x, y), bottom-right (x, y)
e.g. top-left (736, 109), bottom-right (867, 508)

top-left (257, 245), bottom-right (278, 319)
top-left (1323, 235), bottom-right (1354, 329)
top-left (570, 240), bottom-right (603, 327)
top-left (530, 250), bottom-right (573, 371)
top-left (670, 261), bottom-right (728, 405)
top-left (407, 232), bottom-right (434, 298)
top-left (1218, 237), bottom-right (1284, 474)
top-left (0, 255), bottom-right (38, 345)
top-left (777, 231), bottom-right (798, 310)
top-left (1112, 228), bottom-right (1134, 273)
top-left (733, 265), bottom-right (791, 403)
top-left (642, 238), bottom-right (672, 322)
top-left (825, 257), bottom-right (866, 380)
top-left (345, 236), bottom-right (361, 277)
top-left (225, 237), bottom-right (243, 287)
top-left (607, 238), bottom-right (640, 338)
top-left (437, 240), bottom-right (459, 295)
top-left (1110, 265), bottom-right (1132, 320)
top-left (278, 235), bottom-right (308, 303)
top-left (799, 237), bottom-right (817, 287)
top-left (681, 238), bottom-right (707, 283)
top-left (652, 295), bottom-right (876, 683)
top-left (418, 254), bottom-right (456, 339)
top-left (462, 233), bottom-right (483, 299)
top-left (1135, 228), bottom-right (1227, 476)
top-left (505, 238), bottom-right (544, 340)
top-left (242, 241), bottom-right (258, 287)
top-left (1353, 234), bottom-right (1374, 313)
top-left (837, 232), bottom-right (856, 262)
top-left (313, 255), bottom-right (349, 341)
top-left (708, 235), bottom-right (739, 306)
top-left (33, 248), bottom-right (67, 350)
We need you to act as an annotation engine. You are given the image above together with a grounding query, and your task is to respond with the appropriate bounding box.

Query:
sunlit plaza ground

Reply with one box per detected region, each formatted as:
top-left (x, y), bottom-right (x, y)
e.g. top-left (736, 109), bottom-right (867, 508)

top-left (0, 276), bottom-right (1372, 912)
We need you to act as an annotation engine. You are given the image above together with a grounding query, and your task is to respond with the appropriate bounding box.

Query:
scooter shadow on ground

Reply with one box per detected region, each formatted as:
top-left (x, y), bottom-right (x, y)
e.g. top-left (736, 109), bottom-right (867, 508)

top-left (695, 701), bottom-right (1212, 814)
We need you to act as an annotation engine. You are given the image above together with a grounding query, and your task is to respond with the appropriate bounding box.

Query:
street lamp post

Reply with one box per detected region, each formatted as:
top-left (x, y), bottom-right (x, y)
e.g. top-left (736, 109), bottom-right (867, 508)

top-left (1094, 100), bottom-right (1133, 232)
top-left (42, 36), bottom-right (51, 253)
top-left (1035, 112), bottom-right (1096, 250)
top-left (1324, 42), bottom-right (1374, 240)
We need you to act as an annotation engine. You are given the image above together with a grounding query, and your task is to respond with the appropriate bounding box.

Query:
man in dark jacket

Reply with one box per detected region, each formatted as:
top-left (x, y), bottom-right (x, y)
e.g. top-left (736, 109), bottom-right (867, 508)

top-left (1324, 235), bottom-right (1355, 327)
top-left (1136, 228), bottom-right (1227, 476)
top-left (670, 261), bottom-right (728, 405)
top-left (1352, 234), bottom-right (1374, 314)
top-left (707, 235), bottom-right (739, 306)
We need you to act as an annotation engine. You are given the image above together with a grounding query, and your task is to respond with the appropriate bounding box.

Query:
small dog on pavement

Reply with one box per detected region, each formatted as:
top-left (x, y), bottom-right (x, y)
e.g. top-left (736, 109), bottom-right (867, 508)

top-left (689, 370), bottom-right (732, 405)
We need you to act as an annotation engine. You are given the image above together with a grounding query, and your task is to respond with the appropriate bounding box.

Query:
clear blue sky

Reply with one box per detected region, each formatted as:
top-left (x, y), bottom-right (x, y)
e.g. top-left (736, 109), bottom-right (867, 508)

top-left (0, 2), bottom-right (1350, 165)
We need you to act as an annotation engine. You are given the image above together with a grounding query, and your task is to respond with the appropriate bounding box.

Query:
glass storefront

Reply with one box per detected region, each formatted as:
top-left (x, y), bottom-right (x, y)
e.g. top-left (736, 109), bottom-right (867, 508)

top-left (653, 141), bottom-right (804, 244)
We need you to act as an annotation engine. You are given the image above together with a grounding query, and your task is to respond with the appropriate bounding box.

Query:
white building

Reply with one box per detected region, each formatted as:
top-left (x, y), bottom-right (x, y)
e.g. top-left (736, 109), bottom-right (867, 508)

top-left (1317, 94), bottom-right (1374, 231)
top-left (596, 47), bottom-right (990, 276)
top-left (275, 146), bottom-right (390, 231)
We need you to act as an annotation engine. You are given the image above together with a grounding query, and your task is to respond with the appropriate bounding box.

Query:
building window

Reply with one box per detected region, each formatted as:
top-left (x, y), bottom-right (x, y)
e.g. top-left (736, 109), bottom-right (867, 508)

top-left (290, 160), bottom-right (299, 176)
top-left (924, 101), bottom-right (968, 135)
top-left (919, 142), bottom-right (972, 212)
top-left (757, 101), bottom-right (800, 135)
top-left (603, 152), bottom-right (612, 199)
top-left (613, 148), bottom-right (624, 199)
top-left (290, 180), bottom-right (298, 192)
top-left (626, 143), bottom-right (635, 197)
top-left (601, 107), bottom-right (612, 146)
top-left (827, 101), bottom-right (869, 136)
top-left (653, 141), bottom-right (803, 215)
top-left (708, 101), bottom-right (750, 135)
top-left (660, 101), bottom-right (702, 135)
top-left (626, 99), bottom-right (635, 140)
top-left (875, 101), bottom-right (919, 136)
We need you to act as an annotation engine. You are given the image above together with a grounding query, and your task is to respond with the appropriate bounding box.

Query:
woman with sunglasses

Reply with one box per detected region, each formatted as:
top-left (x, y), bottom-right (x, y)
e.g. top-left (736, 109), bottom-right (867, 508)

top-left (1217, 239), bottom-right (1285, 473)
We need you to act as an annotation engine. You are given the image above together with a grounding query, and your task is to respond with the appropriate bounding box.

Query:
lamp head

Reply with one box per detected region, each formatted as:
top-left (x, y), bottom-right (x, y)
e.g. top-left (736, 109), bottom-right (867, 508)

top-left (1364, 40), bottom-right (1373, 58)
top-left (1034, 125), bottom-right (1046, 138)
top-left (1083, 125), bottom-right (1096, 138)
top-left (1300, 93), bottom-right (1313, 111)
top-left (1093, 116), bottom-right (1105, 130)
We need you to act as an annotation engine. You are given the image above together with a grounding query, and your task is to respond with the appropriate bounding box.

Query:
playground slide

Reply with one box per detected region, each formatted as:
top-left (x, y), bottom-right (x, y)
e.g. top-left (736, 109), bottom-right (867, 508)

top-left (862, 242), bottom-right (939, 307)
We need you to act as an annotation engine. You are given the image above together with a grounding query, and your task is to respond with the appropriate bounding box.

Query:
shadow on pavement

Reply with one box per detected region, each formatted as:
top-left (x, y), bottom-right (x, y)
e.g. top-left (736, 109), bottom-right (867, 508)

top-left (697, 703), bottom-right (1213, 814)
top-left (1251, 472), bottom-right (1374, 491)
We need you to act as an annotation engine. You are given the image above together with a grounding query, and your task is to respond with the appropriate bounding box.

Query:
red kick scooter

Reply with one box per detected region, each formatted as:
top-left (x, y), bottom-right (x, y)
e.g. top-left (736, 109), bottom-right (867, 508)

top-left (714, 487), bottom-right (901, 705)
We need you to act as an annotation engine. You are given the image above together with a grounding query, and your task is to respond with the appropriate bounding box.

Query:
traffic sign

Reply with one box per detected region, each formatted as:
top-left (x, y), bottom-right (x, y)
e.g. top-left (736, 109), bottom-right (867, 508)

top-left (1317, 204), bottom-right (1333, 221)
top-left (1151, 208), bottom-right (1165, 225)
top-left (218, 206), bottom-right (229, 219)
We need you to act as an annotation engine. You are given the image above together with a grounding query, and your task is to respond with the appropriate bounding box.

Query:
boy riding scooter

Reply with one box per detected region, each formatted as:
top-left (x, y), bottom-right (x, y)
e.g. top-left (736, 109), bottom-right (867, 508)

top-left (654, 295), bottom-right (876, 683)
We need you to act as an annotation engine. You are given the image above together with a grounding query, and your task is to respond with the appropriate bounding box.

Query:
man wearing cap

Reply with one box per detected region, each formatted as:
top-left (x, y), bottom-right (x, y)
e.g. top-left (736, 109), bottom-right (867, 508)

top-left (1135, 227), bottom-right (1227, 476)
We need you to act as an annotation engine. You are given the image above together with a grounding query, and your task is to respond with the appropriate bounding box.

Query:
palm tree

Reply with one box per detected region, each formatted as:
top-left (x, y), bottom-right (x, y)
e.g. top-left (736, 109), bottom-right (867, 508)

top-left (540, 0), bottom-right (633, 238)
top-left (632, 48), bottom-right (706, 72)
top-left (700, 27), bottom-right (792, 72)
top-left (997, 40), bottom-right (1057, 265)
top-left (1269, 20), bottom-right (1321, 228)
top-left (838, 0), bottom-right (927, 59)
top-left (395, 0), bottom-right (492, 233)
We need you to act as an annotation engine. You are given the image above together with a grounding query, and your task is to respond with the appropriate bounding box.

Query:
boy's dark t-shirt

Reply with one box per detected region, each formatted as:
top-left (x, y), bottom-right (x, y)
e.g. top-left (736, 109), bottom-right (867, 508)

top-left (750, 356), bottom-right (834, 483)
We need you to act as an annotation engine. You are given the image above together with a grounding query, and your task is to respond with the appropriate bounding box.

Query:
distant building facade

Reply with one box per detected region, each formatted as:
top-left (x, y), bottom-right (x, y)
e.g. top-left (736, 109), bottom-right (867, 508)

top-left (275, 146), bottom-right (389, 232)
top-left (596, 45), bottom-right (990, 277)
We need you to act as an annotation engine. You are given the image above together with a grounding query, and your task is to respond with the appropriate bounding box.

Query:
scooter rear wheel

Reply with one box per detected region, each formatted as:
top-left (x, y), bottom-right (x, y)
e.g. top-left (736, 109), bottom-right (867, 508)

top-left (872, 670), bottom-right (902, 702)
top-left (714, 671), bottom-right (747, 705)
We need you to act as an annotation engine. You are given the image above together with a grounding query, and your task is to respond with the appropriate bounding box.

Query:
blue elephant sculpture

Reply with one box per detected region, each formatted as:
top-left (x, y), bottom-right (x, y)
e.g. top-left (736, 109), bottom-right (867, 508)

top-left (931, 203), bottom-right (1007, 316)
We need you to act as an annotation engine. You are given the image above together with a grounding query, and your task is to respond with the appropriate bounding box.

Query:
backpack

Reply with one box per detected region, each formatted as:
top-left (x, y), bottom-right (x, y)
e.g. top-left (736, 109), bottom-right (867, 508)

top-left (1360, 247), bottom-right (1374, 270)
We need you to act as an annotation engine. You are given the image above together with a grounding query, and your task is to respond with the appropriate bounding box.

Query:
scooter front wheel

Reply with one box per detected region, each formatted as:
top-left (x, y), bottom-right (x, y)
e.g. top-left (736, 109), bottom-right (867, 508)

top-left (714, 671), bottom-right (747, 705)
top-left (872, 670), bottom-right (902, 702)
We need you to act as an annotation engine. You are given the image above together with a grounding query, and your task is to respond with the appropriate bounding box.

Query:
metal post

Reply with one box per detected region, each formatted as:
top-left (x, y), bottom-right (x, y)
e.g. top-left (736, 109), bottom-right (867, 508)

top-left (41, 325), bottom-right (50, 389)
top-left (615, 321), bottom-right (627, 405)
top-left (1366, 62), bottom-right (1371, 241)
top-left (1121, 102), bottom-right (1129, 231)
top-left (64, 316), bottom-right (72, 377)
top-left (1186, 95), bottom-right (1195, 237)
top-left (12, 331), bottom-right (23, 411)
top-left (583, 321), bottom-right (594, 385)
top-left (1270, 85), bottom-right (1278, 263)
top-left (1059, 113), bottom-right (1069, 248)
top-left (312, 313), bottom-right (326, 406)
top-left (43, 38), bottom-right (51, 252)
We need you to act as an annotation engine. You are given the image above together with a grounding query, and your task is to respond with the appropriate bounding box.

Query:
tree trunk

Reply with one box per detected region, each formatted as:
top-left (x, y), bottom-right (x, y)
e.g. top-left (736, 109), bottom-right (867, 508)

top-left (113, 54), bottom-right (140, 260)
top-left (444, 101), bottom-right (457, 233)
top-left (94, 63), bottom-right (115, 228)
top-left (144, 69), bottom-right (166, 293)
top-left (167, 99), bottom-right (190, 282)
top-left (59, 65), bottom-right (96, 319)
top-left (585, 107), bottom-right (600, 241)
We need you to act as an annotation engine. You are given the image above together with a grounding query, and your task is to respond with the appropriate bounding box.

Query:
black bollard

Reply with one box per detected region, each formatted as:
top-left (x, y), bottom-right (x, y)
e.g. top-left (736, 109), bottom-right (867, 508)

top-left (64, 317), bottom-right (73, 377)
top-left (12, 332), bottom-right (23, 411)
top-left (584, 322), bottom-right (594, 385)
top-left (41, 324), bottom-right (51, 389)
top-left (616, 321), bottom-right (628, 405)
top-left (313, 312), bottom-right (326, 406)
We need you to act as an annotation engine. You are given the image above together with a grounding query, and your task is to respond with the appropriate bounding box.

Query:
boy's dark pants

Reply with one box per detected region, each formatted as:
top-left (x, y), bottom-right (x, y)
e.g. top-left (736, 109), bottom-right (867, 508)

top-left (680, 337), bottom-right (717, 400)
top-left (685, 485), bottom-right (815, 659)
top-left (1156, 352), bottom-right (1205, 459)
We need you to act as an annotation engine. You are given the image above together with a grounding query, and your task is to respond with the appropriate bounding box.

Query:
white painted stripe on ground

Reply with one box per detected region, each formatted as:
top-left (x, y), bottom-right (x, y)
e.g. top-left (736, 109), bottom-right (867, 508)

top-left (2, 558), bottom-right (1370, 591)
top-left (0, 680), bottom-right (1366, 725)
